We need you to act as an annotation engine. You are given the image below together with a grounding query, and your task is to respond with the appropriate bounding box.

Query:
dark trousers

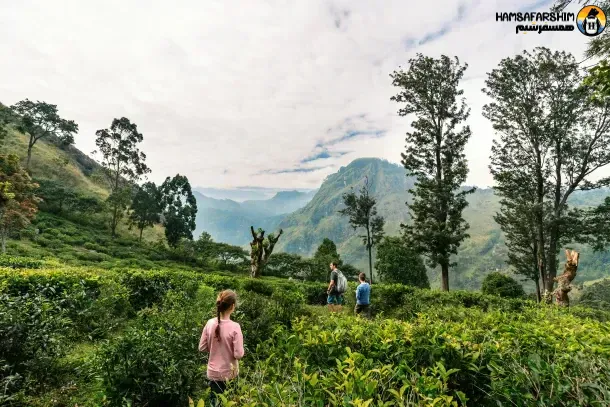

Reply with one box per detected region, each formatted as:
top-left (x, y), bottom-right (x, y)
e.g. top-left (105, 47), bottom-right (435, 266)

top-left (209, 380), bottom-right (227, 406)
top-left (355, 304), bottom-right (371, 318)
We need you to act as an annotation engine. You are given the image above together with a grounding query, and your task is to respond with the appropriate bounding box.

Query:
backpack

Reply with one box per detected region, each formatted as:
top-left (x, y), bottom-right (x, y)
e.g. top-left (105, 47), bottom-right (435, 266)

top-left (336, 270), bottom-right (347, 294)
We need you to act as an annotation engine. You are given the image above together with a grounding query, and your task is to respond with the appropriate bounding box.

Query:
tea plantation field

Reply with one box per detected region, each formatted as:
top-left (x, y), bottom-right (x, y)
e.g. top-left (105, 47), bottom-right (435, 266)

top-left (1, 258), bottom-right (609, 406)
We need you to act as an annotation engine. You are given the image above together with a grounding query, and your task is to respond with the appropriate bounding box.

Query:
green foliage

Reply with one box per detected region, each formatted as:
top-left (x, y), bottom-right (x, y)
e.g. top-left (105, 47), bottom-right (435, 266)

top-left (0, 291), bottom-right (72, 402)
top-left (481, 272), bottom-right (526, 299)
top-left (375, 236), bottom-right (429, 288)
top-left (577, 278), bottom-right (610, 309)
top-left (220, 307), bottom-right (610, 406)
top-left (241, 278), bottom-right (274, 296)
top-left (118, 269), bottom-right (200, 311)
top-left (161, 175), bottom-right (197, 247)
top-left (391, 55), bottom-right (475, 291)
top-left (0, 154), bottom-right (40, 253)
top-left (265, 251), bottom-right (313, 279)
top-left (483, 47), bottom-right (610, 294)
top-left (95, 287), bottom-right (215, 406)
top-left (0, 255), bottom-right (43, 269)
top-left (5, 264), bottom-right (610, 406)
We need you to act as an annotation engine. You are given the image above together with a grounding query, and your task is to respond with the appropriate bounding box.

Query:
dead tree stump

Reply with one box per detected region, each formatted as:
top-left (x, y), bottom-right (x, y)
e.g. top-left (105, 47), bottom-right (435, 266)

top-left (553, 250), bottom-right (579, 307)
top-left (249, 226), bottom-right (283, 278)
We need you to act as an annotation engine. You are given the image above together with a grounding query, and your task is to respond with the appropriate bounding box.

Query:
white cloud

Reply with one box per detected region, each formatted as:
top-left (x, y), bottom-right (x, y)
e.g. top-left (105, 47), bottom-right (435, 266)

top-left (0, 0), bottom-right (599, 189)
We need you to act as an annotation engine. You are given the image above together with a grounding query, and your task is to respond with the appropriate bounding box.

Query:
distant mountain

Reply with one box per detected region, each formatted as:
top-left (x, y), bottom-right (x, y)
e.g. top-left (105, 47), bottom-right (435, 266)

top-left (193, 190), bottom-right (316, 246)
top-left (193, 187), bottom-right (315, 202)
top-left (273, 158), bottom-right (610, 290)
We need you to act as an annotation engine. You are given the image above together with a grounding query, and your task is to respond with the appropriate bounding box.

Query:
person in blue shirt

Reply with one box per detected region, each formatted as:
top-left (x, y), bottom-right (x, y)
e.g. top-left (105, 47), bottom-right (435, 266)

top-left (355, 272), bottom-right (371, 318)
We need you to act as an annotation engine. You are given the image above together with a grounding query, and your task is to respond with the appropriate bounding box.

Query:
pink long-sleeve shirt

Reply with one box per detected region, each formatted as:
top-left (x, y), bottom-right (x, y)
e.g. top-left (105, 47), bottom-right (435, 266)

top-left (199, 318), bottom-right (244, 381)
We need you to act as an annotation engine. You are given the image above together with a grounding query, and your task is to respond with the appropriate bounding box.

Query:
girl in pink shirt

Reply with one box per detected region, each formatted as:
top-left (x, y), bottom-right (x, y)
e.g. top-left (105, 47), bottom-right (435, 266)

top-left (199, 290), bottom-right (244, 406)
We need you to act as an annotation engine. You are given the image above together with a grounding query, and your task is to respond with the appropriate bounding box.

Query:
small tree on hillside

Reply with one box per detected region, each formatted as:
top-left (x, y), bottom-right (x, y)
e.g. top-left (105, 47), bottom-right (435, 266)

top-left (249, 226), bottom-right (283, 278)
top-left (312, 238), bottom-right (342, 280)
top-left (481, 272), bottom-right (525, 299)
top-left (94, 117), bottom-right (150, 237)
top-left (11, 100), bottom-right (78, 170)
top-left (391, 54), bottom-right (475, 291)
top-left (160, 175), bottom-right (197, 248)
top-left (375, 236), bottom-right (429, 288)
top-left (129, 182), bottom-right (162, 242)
top-left (339, 177), bottom-right (385, 283)
top-left (0, 155), bottom-right (40, 253)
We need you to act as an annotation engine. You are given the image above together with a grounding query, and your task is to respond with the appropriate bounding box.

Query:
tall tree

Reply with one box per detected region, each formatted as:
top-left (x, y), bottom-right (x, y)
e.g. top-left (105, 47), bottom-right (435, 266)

top-left (160, 175), bottom-right (197, 248)
top-left (483, 47), bottom-right (610, 296)
top-left (375, 236), bottom-right (429, 288)
top-left (338, 176), bottom-right (385, 283)
top-left (129, 182), bottom-right (162, 242)
top-left (0, 155), bottom-right (39, 253)
top-left (94, 118), bottom-right (150, 237)
top-left (391, 54), bottom-right (475, 291)
top-left (249, 226), bottom-right (283, 278)
top-left (11, 100), bottom-right (78, 170)
top-left (490, 147), bottom-right (548, 301)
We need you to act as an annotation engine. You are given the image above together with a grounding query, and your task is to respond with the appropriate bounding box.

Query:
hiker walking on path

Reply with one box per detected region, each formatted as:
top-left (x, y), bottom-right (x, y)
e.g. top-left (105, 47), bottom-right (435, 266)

top-left (355, 272), bottom-right (371, 318)
top-left (327, 261), bottom-right (347, 311)
top-left (199, 290), bottom-right (244, 407)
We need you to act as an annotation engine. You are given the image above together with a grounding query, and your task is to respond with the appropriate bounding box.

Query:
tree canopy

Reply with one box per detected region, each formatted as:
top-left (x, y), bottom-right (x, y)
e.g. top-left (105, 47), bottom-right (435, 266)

top-left (11, 99), bottom-right (78, 170)
top-left (375, 236), bottom-right (429, 288)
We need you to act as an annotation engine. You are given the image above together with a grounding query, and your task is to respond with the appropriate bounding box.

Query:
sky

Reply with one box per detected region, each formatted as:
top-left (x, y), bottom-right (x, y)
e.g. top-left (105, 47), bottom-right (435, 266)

top-left (0, 0), bottom-right (596, 191)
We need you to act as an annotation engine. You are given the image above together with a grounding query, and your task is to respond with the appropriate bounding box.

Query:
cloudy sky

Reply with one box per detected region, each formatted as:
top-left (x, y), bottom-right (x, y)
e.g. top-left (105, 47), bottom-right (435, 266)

top-left (0, 0), bottom-right (594, 191)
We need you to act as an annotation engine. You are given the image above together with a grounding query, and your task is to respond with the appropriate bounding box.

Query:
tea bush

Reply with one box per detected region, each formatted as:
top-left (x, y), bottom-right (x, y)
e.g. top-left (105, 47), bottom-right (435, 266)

top-left (0, 255), bottom-right (44, 269)
top-left (218, 308), bottom-right (610, 406)
top-left (95, 287), bottom-right (216, 407)
top-left (0, 292), bottom-right (72, 402)
top-left (4, 265), bottom-right (610, 407)
top-left (118, 269), bottom-right (200, 311)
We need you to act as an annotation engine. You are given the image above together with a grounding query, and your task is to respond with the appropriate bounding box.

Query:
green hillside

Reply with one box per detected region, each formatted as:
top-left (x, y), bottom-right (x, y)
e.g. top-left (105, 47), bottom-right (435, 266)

top-left (2, 122), bottom-right (107, 198)
top-left (276, 158), bottom-right (610, 290)
top-left (1, 119), bottom-right (167, 247)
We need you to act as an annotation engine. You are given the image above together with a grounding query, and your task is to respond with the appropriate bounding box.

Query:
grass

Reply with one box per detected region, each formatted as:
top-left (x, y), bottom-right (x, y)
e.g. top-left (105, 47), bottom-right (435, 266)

top-left (3, 126), bottom-right (108, 199)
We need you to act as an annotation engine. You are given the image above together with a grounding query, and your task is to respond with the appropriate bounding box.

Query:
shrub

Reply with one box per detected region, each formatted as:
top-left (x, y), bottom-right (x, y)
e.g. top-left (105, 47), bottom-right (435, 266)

top-left (0, 256), bottom-right (44, 269)
top-left (221, 307), bottom-right (610, 406)
top-left (481, 272), bottom-right (525, 299)
top-left (199, 274), bottom-right (242, 292)
top-left (118, 269), bottom-right (200, 311)
top-left (94, 287), bottom-right (215, 406)
top-left (241, 279), bottom-right (274, 296)
top-left (0, 292), bottom-right (72, 401)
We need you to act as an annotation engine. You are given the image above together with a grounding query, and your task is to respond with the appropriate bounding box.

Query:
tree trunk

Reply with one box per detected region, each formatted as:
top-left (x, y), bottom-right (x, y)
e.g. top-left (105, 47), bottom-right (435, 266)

top-left (440, 262), bottom-right (449, 291)
top-left (26, 137), bottom-right (34, 171)
top-left (1, 232), bottom-right (6, 254)
top-left (545, 229), bottom-right (559, 293)
top-left (250, 262), bottom-right (260, 278)
top-left (139, 227), bottom-right (144, 242)
top-left (534, 275), bottom-right (541, 303)
top-left (553, 250), bottom-right (579, 306)
top-left (111, 205), bottom-right (119, 237)
top-left (534, 148), bottom-right (548, 298)
top-left (366, 226), bottom-right (373, 284)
